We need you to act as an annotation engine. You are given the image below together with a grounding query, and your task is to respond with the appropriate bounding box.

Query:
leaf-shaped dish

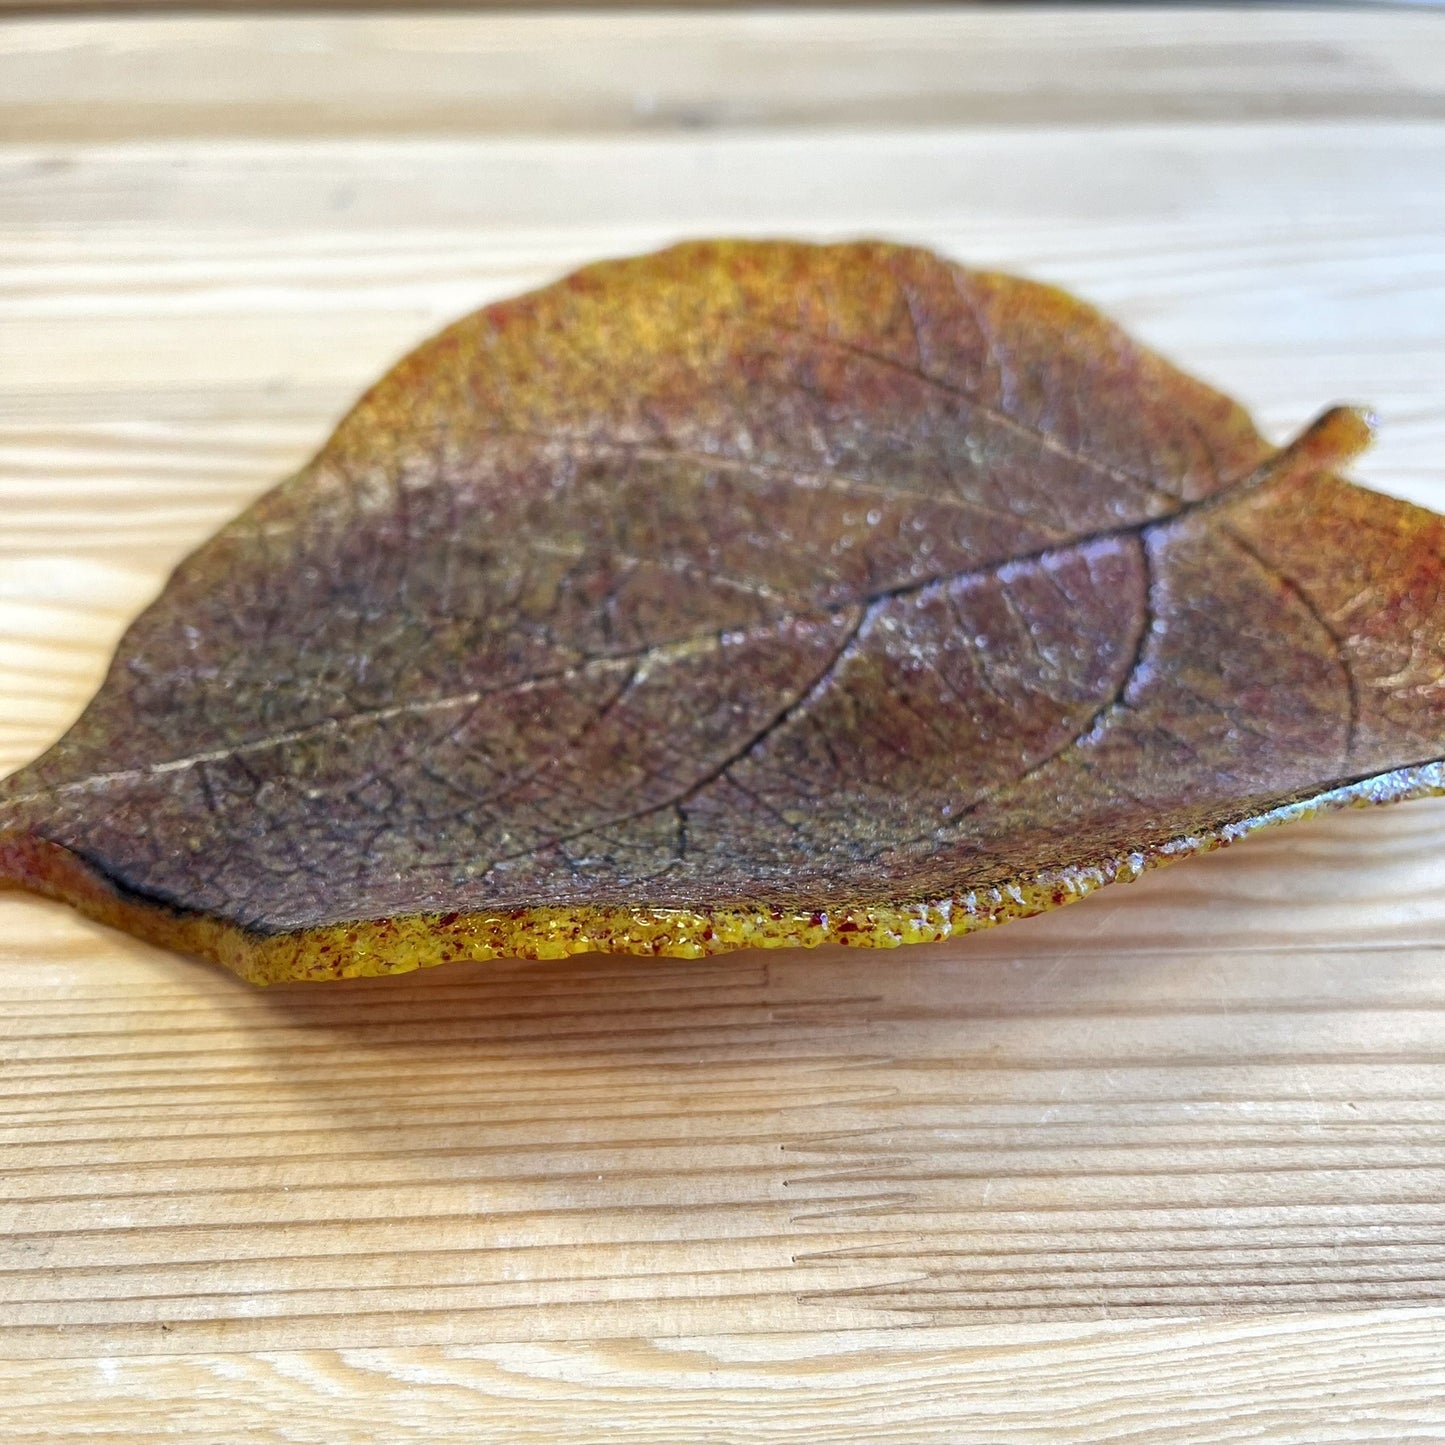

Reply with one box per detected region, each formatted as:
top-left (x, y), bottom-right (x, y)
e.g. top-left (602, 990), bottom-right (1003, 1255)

top-left (2, 241), bottom-right (1442, 984)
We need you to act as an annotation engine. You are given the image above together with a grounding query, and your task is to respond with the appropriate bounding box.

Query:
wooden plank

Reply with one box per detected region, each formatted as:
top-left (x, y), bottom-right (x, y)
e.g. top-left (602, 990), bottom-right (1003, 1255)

top-left (2, 7), bottom-right (1444, 1439)
top-left (6, 1315), bottom-right (1445, 1445)
top-left (1, 9), bottom-right (1443, 141)
top-left (6, 813), bottom-right (1445, 1360)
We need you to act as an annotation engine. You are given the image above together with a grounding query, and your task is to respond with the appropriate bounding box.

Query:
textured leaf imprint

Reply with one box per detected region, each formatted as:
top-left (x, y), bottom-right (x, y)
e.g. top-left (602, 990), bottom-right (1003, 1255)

top-left (2, 241), bottom-right (1443, 983)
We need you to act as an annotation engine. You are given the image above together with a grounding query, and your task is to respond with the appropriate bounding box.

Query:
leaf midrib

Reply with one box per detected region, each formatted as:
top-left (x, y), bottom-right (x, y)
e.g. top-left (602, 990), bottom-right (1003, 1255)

top-left (0, 407), bottom-right (1333, 818)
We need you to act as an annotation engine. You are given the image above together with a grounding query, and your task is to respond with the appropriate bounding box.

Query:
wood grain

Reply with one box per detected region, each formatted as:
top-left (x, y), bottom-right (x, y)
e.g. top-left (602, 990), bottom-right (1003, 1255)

top-left (3, 8), bottom-right (1444, 140)
top-left (2, 8), bottom-right (1445, 1440)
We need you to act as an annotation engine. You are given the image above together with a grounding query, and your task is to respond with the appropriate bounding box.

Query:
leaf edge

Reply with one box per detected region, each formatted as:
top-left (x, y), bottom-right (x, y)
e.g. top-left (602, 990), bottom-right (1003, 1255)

top-left (2, 762), bottom-right (1441, 986)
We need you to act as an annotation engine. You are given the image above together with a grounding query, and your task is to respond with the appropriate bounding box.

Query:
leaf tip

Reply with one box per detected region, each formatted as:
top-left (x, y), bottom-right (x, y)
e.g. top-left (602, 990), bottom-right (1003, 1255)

top-left (1294, 404), bottom-right (1379, 473)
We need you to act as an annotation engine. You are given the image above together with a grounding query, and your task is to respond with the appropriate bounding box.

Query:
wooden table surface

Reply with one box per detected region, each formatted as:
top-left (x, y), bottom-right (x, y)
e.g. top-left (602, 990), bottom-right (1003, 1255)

top-left (3, 7), bottom-right (1445, 1440)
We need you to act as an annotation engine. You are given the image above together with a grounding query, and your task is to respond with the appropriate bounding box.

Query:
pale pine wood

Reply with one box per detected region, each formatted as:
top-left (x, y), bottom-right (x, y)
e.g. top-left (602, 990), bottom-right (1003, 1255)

top-left (2, 8), bottom-right (1445, 1441)
top-left (3, 8), bottom-right (1444, 141)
